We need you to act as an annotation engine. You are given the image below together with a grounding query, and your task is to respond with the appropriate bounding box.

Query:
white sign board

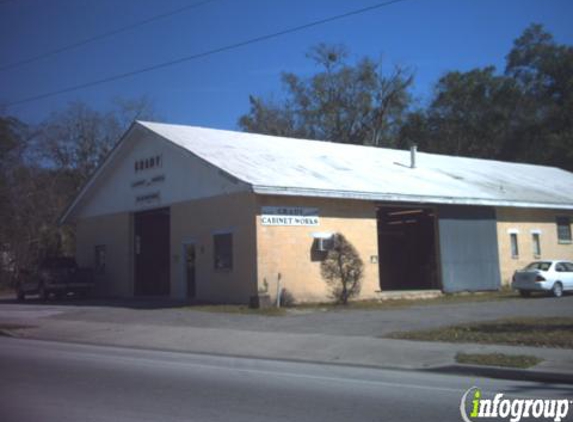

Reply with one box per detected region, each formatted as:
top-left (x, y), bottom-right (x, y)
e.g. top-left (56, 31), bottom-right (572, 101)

top-left (261, 206), bottom-right (319, 226)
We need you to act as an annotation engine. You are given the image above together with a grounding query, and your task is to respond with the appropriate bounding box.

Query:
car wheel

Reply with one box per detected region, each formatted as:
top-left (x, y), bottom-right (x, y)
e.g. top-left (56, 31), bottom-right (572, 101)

top-left (552, 282), bottom-right (563, 298)
top-left (38, 284), bottom-right (49, 302)
top-left (518, 290), bottom-right (531, 298)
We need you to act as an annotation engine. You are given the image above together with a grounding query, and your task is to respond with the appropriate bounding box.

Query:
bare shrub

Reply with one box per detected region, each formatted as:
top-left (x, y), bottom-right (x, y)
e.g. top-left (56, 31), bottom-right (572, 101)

top-left (320, 234), bottom-right (364, 305)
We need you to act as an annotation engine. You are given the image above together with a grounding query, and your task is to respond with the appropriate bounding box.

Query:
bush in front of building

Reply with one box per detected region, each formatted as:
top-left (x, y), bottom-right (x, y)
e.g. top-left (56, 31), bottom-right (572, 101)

top-left (320, 234), bottom-right (364, 305)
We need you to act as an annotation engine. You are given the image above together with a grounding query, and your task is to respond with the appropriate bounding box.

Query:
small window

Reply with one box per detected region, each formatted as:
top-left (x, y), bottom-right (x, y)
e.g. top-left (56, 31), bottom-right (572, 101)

top-left (213, 233), bottom-right (233, 270)
top-left (532, 233), bottom-right (541, 257)
top-left (510, 233), bottom-right (519, 259)
top-left (95, 245), bottom-right (106, 274)
top-left (556, 217), bottom-right (572, 243)
top-left (563, 262), bottom-right (573, 272)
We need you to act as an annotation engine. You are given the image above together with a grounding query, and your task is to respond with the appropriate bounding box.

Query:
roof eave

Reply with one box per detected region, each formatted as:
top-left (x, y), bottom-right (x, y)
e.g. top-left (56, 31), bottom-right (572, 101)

top-left (252, 185), bottom-right (573, 210)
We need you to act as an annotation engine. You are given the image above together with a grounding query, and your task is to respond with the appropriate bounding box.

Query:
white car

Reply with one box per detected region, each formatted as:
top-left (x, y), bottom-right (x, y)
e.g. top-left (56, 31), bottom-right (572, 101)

top-left (512, 260), bottom-right (573, 298)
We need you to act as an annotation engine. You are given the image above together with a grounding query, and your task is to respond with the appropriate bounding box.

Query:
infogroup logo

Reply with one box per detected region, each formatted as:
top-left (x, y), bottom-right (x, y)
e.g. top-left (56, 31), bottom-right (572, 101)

top-left (460, 387), bottom-right (571, 422)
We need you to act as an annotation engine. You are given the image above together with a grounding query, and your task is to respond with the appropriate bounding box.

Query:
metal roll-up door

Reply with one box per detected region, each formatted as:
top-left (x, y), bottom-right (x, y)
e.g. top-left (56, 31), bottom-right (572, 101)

top-left (437, 205), bottom-right (501, 292)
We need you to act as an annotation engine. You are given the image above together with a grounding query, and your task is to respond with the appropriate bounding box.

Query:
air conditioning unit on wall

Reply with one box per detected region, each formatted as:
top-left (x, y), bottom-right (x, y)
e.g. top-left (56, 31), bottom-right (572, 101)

top-left (313, 233), bottom-right (334, 252)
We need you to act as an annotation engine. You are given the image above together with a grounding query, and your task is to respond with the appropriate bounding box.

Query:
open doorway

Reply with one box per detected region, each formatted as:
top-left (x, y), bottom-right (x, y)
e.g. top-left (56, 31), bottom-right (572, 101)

top-left (134, 208), bottom-right (170, 296)
top-left (377, 206), bottom-right (439, 291)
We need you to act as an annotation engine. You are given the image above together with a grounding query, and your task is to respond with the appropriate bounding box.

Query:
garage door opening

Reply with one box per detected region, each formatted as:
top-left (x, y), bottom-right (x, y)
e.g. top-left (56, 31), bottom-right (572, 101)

top-left (377, 206), bottom-right (440, 291)
top-left (134, 208), bottom-right (170, 296)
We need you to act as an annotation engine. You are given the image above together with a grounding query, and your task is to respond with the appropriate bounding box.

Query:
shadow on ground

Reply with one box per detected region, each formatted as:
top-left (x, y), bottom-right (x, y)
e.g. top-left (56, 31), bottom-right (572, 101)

top-left (0, 296), bottom-right (191, 310)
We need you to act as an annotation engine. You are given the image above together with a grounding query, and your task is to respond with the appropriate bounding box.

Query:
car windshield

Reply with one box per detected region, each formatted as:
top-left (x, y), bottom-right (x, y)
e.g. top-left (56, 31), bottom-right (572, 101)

top-left (523, 261), bottom-right (552, 271)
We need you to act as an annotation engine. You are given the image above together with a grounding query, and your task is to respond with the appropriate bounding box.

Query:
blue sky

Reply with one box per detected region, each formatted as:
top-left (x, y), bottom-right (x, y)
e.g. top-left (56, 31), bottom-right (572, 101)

top-left (1, 0), bottom-right (572, 130)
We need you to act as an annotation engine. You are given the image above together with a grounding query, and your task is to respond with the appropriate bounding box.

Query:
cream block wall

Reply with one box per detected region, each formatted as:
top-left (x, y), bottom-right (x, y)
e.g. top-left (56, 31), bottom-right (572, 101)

top-left (496, 207), bottom-right (573, 284)
top-left (76, 212), bottom-right (133, 297)
top-left (170, 192), bottom-right (258, 303)
top-left (256, 195), bottom-right (380, 303)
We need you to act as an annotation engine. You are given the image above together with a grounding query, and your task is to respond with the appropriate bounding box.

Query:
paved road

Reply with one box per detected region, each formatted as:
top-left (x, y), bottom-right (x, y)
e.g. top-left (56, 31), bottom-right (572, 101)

top-left (1, 294), bottom-right (572, 337)
top-left (1, 337), bottom-right (572, 422)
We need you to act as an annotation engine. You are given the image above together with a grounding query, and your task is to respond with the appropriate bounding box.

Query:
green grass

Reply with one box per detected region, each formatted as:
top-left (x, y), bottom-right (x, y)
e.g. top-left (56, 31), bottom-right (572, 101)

top-left (455, 352), bottom-right (543, 368)
top-left (184, 304), bottom-right (287, 316)
top-left (387, 317), bottom-right (573, 349)
top-left (298, 289), bottom-right (518, 311)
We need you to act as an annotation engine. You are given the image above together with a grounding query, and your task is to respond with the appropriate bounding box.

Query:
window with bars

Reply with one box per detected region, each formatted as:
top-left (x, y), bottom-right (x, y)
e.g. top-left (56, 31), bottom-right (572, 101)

top-left (532, 233), bottom-right (541, 257)
top-left (510, 233), bottom-right (519, 259)
top-left (556, 217), bottom-right (572, 243)
top-left (213, 233), bottom-right (233, 271)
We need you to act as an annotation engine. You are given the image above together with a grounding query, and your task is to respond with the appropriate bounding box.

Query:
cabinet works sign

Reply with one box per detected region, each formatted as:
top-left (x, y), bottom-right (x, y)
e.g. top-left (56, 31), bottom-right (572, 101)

top-left (261, 206), bottom-right (319, 226)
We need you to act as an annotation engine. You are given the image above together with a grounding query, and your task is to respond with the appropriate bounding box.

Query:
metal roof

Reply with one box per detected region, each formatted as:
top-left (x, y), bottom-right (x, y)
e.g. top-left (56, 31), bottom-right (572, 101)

top-left (139, 121), bottom-right (573, 209)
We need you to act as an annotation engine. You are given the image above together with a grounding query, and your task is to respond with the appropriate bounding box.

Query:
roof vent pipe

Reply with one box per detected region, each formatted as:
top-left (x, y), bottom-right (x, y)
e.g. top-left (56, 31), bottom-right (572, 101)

top-left (410, 145), bottom-right (417, 169)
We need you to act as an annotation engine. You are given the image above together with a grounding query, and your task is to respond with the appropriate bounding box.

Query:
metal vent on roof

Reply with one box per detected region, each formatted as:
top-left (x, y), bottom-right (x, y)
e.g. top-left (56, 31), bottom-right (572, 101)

top-left (410, 145), bottom-right (417, 169)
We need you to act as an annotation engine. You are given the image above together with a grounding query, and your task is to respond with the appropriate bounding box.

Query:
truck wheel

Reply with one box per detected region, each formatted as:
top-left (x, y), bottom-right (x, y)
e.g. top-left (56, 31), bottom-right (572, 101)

top-left (552, 282), bottom-right (563, 298)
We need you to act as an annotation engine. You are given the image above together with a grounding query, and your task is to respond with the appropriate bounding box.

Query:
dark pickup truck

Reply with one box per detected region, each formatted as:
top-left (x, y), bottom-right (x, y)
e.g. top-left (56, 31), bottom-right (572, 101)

top-left (16, 257), bottom-right (94, 301)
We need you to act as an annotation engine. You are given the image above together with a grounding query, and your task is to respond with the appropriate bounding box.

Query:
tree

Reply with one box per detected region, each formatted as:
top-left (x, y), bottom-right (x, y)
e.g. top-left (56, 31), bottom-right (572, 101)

top-left (239, 44), bottom-right (414, 147)
top-left (0, 116), bottom-right (29, 284)
top-left (239, 96), bottom-right (302, 138)
top-left (400, 67), bottom-right (520, 158)
top-left (0, 96), bottom-right (157, 286)
top-left (504, 24), bottom-right (573, 170)
top-left (36, 96), bottom-right (157, 190)
top-left (320, 234), bottom-right (364, 305)
top-left (0, 118), bottom-right (60, 283)
top-left (399, 24), bottom-right (573, 171)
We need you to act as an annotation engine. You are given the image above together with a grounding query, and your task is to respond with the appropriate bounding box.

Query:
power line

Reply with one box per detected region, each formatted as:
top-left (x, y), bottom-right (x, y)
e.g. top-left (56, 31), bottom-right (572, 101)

top-left (0, 0), bottom-right (218, 72)
top-left (5, 0), bottom-right (410, 108)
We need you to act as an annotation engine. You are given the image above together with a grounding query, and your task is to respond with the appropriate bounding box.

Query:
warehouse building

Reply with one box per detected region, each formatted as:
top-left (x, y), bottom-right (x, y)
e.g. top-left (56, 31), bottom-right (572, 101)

top-left (60, 121), bottom-right (573, 304)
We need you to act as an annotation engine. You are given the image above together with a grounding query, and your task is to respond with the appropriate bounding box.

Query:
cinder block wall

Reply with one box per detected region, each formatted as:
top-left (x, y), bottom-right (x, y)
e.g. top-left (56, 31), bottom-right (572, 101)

top-left (170, 191), bottom-right (258, 303)
top-left (496, 207), bottom-right (573, 284)
top-left (256, 195), bottom-right (380, 303)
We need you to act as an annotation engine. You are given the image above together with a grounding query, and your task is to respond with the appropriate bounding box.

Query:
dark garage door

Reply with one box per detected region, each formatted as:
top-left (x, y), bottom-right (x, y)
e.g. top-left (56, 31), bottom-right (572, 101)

top-left (134, 208), bottom-right (170, 296)
top-left (437, 205), bottom-right (501, 292)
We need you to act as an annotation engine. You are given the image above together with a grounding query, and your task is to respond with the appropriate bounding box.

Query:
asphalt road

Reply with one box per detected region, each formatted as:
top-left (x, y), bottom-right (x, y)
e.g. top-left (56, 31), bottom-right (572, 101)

top-left (3, 294), bottom-right (573, 337)
top-left (1, 337), bottom-right (571, 422)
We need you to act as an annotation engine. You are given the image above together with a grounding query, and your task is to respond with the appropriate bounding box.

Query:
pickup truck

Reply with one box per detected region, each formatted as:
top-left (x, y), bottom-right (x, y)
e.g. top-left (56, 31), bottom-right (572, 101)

top-left (16, 257), bottom-right (94, 301)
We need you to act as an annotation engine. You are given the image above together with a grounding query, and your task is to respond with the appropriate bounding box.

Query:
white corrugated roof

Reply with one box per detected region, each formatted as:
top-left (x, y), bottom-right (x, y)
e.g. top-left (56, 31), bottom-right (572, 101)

top-left (139, 121), bottom-right (573, 209)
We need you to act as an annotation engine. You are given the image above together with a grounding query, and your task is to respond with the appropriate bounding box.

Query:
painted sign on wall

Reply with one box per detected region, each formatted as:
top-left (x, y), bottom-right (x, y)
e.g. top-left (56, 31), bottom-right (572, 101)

top-left (261, 206), bottom-right (319, 226)
top-left (136, 191), bottom-right (160, 205)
